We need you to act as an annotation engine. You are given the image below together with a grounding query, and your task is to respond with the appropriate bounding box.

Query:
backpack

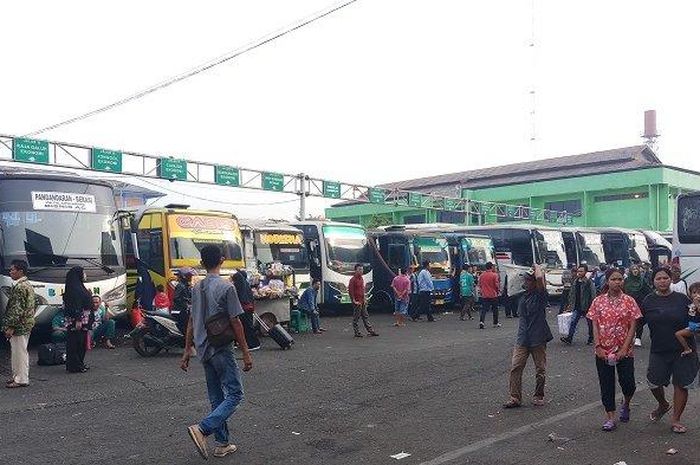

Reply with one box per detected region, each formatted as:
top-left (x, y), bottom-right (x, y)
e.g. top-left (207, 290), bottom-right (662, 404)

top-left (37, 343), bottom-right (67, 366)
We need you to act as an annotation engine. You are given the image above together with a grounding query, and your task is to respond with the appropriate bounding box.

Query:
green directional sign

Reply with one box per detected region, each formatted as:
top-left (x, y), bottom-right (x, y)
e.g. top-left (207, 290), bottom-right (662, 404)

top-left (368, 188), bottom-right (386, 204)
top-left (262, 172), bottom-right (285, 191)
top-left (158, 158), bottom-right (188, 181)
top-left (91, 148), bottom-right (122, 172)
top-left (408, 192), bottom-right (423, 208)
top-left (13, 138), bottom-right (49, 164)
top-left (215, 165), bottom-right (240, 186)
top-left (323, 181), bottom-right (341, 199)
top-left (444, 198), bottom-right (457, 211)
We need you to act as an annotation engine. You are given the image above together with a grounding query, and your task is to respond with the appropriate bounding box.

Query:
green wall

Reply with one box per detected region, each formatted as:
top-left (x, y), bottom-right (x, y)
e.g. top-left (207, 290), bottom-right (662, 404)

top-left (325, 166), bottom-right (697, 231)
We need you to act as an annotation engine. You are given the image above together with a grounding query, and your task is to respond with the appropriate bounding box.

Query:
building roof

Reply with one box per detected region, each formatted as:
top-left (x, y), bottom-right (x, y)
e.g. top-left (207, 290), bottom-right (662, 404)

top-left (379, 145), bottom-right (662, 194)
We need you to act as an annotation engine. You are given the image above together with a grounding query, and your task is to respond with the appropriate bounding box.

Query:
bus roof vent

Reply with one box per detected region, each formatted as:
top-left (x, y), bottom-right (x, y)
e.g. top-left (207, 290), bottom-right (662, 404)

top-left (385, 225), bottom-right (406, 231)
top-left (165, 203), bottom-right (190, 210)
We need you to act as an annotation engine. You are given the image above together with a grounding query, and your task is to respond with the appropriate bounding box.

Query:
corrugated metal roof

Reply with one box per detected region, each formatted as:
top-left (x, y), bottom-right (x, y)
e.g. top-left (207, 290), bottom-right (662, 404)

top-left (379, 145), bottom-right (661, 191)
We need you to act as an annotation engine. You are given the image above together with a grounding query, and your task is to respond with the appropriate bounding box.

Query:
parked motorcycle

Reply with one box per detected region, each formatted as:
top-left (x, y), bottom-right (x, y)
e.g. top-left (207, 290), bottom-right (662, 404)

top-left (131, 311), bottom-right (185, 357)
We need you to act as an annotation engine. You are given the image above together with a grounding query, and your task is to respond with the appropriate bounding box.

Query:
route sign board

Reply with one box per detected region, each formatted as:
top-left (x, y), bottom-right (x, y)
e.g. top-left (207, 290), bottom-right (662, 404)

top-left (91, 148), bottom-right (122, 172)
top-left (13, 138), bottom-right (49, 164)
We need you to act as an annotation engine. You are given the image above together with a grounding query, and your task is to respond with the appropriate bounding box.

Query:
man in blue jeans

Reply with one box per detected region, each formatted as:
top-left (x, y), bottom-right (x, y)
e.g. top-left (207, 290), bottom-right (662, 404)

top-left (560, 264), bottom-right (596, 345)
top-left (180, 245), bottom-right (253, 460)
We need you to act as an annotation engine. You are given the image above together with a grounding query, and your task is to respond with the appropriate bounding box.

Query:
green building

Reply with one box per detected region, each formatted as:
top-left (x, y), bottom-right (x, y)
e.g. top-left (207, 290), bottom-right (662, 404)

top-left (325, 145), bottom-right (699, 231)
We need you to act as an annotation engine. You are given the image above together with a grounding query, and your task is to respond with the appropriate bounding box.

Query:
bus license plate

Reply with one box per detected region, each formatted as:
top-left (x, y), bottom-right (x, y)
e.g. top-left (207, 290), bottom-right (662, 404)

top-left (434, 299), bottom-right (444, 305)
top-left (341, 295), bottom-right (351, 304)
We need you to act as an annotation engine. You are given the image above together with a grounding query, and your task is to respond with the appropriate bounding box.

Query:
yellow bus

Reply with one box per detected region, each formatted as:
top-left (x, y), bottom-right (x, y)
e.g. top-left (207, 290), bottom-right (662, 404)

top-left (124, 204), bottom-right (244, 308)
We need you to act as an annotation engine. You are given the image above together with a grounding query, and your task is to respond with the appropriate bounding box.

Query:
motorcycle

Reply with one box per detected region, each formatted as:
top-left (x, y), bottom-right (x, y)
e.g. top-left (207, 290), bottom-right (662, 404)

top-left (131, 310), bottom-right (185, 357)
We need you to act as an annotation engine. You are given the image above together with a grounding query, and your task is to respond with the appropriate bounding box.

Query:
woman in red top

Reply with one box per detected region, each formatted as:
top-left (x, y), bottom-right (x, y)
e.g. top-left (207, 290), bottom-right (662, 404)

top-left (587, 268), bottom-right (642, 432)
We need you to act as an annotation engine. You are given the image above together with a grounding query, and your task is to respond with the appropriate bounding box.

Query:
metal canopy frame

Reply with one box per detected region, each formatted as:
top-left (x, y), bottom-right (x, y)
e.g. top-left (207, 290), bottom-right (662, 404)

top-left (0, 133), bottom-right (572, 224)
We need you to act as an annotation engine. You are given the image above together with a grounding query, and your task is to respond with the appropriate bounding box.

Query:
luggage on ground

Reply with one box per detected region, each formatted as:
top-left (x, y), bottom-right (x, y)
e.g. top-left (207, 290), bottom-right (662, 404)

top-left (253, 313), bottom-right (294, 350)
top-left (37, 343), bottom-right (67, 366)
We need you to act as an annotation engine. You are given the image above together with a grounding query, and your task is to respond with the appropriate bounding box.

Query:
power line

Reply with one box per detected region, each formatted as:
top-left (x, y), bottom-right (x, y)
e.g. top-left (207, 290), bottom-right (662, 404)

top-left (25, 0), bottom-right (360, 137)
top-left (138, 177), bottom-right (300, 207)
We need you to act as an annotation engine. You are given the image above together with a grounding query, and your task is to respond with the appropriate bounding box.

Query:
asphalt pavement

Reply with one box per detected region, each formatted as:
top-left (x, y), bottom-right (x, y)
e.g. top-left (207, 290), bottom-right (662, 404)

top-left (1, 309), bottom-right (699, 465)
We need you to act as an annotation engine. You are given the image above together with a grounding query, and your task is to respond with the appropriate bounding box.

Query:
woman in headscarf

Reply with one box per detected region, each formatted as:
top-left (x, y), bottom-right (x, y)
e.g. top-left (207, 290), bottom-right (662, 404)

top-left (624, 264), bottom-right (652, 347)
top-left (63, 266), bottom-right (94, 373)
top-left (231, 270), bottom-right (260, 351)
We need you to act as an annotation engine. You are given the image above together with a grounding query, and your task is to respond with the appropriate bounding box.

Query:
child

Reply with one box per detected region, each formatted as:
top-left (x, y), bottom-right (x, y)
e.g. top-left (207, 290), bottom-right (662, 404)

top-left (153, 284), bottom-right (170, 313)
top-left (675, 282), bottom-right (700, 356)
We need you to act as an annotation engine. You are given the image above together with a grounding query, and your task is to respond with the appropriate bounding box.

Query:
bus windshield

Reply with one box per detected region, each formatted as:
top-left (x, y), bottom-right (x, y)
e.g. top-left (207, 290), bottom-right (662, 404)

top-left (0, 179), bottom-right (123, 274)
top-left (255, 231), bottom-right (309, 271)
top-left (578, 232), bottom-right (604, 267)
top-left (461, 237), bottom-right (495, 266)
top-left (630, 233), bottom-right (651, 264)
top-left (413, 236), bottom-right (450, 271)
top-left (323, 225), bottom-right (371, 275)
top-left (536, 230), bottom-right (567, 269)
top-left (168, 214), bottom-right (243, 266)
top-left (474, 228), bottom-right (535, 267)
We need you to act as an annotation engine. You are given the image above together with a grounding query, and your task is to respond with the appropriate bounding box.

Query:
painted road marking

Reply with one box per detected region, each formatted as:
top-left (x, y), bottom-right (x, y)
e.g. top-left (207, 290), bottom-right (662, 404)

top-left (419, 399), bottom-right (601, 465)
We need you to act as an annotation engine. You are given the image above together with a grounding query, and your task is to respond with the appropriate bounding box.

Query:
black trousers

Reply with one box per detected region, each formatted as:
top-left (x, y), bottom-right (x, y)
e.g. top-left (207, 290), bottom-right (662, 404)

top-left (480, 297), bottom-right (499, 324)
top-left (239, 312), bottom-right (260, 349)
top-left (409, 294), bottom-right (420, 319)
top-left (419, 291), bottom-right (434, 321)
top-left (595, 356), bottom-right (636, 412)
top-left (66, 330), bottom-right (87, 372)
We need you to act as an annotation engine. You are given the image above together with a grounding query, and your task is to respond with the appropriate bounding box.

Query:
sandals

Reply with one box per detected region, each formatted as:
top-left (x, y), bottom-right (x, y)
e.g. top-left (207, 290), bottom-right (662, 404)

top-left (5, 382), bottom-right (29, 389)
top-left (602, 420), bottom-right (616, 432)
top-left (650, 403), bottom-right (672, 422)
top-left (619, 404), bottom-right (630, 423)
top-left (672, 424), bottom-right (687, 434)
top-left (503, 400), bottom-right (522, 409)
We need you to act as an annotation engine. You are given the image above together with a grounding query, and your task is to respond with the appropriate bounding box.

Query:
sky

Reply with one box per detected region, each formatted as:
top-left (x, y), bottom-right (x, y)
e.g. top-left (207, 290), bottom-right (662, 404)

top-left (1, 0), bottom-right (699, 220)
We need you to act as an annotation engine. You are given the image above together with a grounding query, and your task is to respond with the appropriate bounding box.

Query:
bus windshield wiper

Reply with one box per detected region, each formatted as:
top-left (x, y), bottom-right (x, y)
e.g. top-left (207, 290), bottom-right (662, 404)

top-left (67, 256), bottom-right (115, 274)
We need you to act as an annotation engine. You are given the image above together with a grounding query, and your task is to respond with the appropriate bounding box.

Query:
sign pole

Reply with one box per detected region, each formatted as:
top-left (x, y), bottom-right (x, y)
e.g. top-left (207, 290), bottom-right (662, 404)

top-left (298, 173), bottom-right (307, 220)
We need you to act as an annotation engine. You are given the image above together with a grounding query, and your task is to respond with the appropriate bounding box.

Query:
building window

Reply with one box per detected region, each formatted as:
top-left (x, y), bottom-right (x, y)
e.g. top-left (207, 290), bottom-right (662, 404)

top-left (437, 211), bottom-right (466, 224)
top-left (544, 199), bottom-right (582, 215)
top-left (594, 192), bottom-right (648, 202)
top-left (404, 214), bottom-right (426, 224)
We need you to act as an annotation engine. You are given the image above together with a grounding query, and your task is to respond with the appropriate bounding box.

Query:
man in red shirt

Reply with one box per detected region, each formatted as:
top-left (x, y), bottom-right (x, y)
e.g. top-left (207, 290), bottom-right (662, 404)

top-left (348, 264), bottom-right (378, 338)
top-left (478, 262), bottom-right (501, 329)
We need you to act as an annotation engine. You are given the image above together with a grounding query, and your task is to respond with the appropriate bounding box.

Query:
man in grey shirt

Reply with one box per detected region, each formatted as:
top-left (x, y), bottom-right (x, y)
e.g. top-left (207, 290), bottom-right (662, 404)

top-left (181, 245), bottom-right (253, 460)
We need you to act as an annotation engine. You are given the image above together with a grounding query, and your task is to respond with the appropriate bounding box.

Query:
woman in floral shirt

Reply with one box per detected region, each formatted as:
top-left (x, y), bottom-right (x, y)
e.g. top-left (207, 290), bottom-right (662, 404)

top-left (587, 268), bottom-right (642, 431)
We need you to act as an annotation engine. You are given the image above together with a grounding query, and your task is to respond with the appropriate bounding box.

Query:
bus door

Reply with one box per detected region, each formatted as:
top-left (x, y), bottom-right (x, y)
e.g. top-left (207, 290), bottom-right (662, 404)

top-left (674, 193), bottom-right (700, 283)
top-left (296, 225), bottom-right (322, 283)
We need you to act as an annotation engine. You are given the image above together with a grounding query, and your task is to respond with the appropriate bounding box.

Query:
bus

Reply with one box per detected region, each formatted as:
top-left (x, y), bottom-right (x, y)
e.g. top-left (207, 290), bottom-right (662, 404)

top-left (369, 227), bottom-right (455, 308)
top-left (124, 205), bottom-right (244, 308)
top-left (598, 228), bottom-right (651, 268)
top-left (0, 172), bottom-right (127, 329)
top-left (240, 222), bottom-right (310, 287)
top-left (673, 192), bottom-right (700, 283)
top-left (562, 228), bottom-right (606, 268)
top-left (466, 225), bottom-right (568, 297)
top-left (641, 230), bottom-right (672, 269)
top-left (291, 221), bottom-right (372, 307)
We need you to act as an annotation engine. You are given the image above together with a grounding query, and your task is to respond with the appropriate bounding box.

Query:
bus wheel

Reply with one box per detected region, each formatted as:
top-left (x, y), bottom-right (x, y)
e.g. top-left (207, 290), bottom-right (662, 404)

top-left (370, 291), bottom-right (393, 312)
top-left (259, 313), bottom-right (278, 336)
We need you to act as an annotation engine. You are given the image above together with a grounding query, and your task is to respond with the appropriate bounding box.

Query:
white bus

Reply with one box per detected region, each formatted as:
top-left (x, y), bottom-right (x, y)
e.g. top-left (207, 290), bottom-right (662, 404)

top-left (0, 172), bottom-right (127, 329)
top-left (673, 192), bottom-right (700, 283)
top-left (291, 221), bottom-right (373, 307)
top-left (466, 225), bottom-right (568, 297)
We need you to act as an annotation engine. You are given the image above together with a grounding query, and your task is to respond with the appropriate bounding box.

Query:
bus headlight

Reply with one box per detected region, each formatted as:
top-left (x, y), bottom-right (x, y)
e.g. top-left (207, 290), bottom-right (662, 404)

top-left (102, 284), bottom-right (126, 306)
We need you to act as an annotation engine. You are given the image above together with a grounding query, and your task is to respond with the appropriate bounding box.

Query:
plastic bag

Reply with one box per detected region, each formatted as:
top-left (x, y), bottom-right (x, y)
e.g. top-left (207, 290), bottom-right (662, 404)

top-left (557, 312), bottom-right (572, 336)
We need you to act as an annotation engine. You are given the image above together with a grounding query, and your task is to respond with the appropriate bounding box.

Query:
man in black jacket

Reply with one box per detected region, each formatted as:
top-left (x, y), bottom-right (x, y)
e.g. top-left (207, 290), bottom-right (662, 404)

top-left (561, 264), bottom-right (596, 345)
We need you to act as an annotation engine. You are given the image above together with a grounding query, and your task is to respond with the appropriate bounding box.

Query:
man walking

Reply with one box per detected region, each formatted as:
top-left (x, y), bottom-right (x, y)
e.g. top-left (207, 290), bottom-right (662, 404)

top-left (349, 264), bottom-right (378, 337)
top-left (417, 260), bottom-right (435, 322)
top-left (503, 265), bottom-right (552, 408)
top-left (180, 245), bottom-right (253, 460)
top-left (4, 260), bottom-right (35, 389)
top-left (561, 264), bottom-right (596, 345)
top-left (298, 279), bottom-right (324, 334)
top-left (459, 264), bottom-right (475, 321)
top-left (559, 264), bottom-right (574, 314)
top-left (478, 262), bottom-right (501, 329)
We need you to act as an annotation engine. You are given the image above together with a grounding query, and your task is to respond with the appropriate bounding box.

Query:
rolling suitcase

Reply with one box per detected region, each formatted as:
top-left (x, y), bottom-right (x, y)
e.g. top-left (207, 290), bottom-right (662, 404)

top-left (37, 343), bottom-right (67, 366)
top-left (253, 313), bottom-right (294, 350)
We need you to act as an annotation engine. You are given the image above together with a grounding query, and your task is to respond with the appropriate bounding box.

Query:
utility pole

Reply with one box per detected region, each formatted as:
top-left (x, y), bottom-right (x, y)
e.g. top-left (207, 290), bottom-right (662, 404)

top-left (297, 173), bottom-right (308, 220)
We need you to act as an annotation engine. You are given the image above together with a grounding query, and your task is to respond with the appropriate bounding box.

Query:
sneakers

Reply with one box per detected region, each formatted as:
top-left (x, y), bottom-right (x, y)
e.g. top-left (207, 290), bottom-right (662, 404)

top-left (354, 333), bottom-right (364, 338)
top-left (560, 337), bottom-right (572, 345)
top-left (368, 332), bottom-right (379, 337)
top-left (188, 425), bottom-right (208, 460)
top-left (493, 323), bottom-right (502, 328)
top-left (249, 345), bottom-right (261, 352)
top-left (532, 398), bottom-right (545, 407)
top-left (634, 338), bottom-right (642, 347)
top-left (479, 322), bottom-right (485, 329)
top-left (213, 444), bottom-right (238, 458)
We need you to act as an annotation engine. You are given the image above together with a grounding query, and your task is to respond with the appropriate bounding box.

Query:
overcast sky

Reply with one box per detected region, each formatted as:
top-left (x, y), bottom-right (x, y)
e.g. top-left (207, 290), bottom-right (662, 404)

top-left (1, 1), bottom-right (699, 219)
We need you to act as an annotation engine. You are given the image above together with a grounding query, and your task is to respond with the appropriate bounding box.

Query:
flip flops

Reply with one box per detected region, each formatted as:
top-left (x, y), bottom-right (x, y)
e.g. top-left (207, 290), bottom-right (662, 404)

top-left (672, 424), bottom-right (687, 434)
top-left (619, 404), bottom-right (630, 423)
top-left (602, 420), bottom-right (616, 432)
top-left (649, 403), bottom-right (672, 422)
